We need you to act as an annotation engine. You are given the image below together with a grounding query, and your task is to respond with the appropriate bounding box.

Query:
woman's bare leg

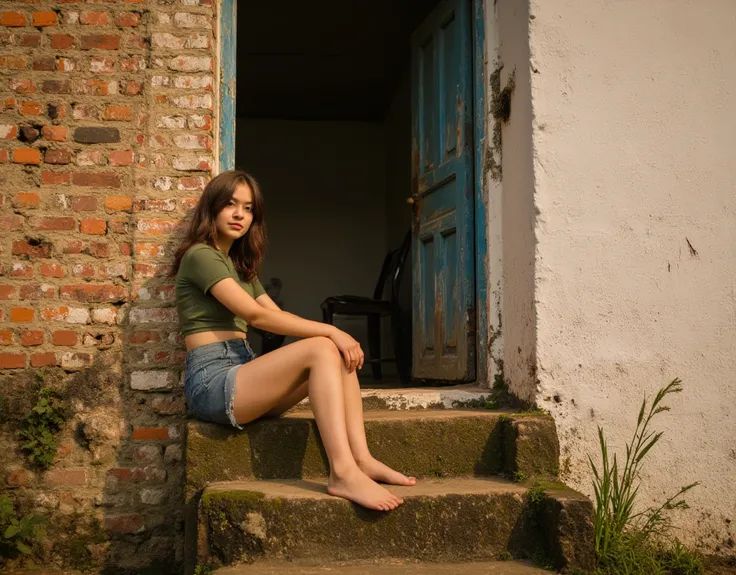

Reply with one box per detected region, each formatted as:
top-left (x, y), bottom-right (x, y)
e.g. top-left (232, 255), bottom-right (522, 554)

top-left (340, 366), bottom-right (416, 486)
top-left (265, 362), bottom-right (416, 487)
top-left (230, 337), bottom-right (402, 511)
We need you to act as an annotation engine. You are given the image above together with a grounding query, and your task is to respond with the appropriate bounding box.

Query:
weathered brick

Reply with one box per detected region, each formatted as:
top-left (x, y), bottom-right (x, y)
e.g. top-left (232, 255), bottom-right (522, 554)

top-left (102, 105), bottom-right (131, 121)
top-left (42, 79), bottom-right (71, 94)
top-left (89, 56), bottom-right (115, 74)
top-left (81, 34), bottom-right (120, 50)
top-left (51, 34), bottom-right (75, 49)
top-left (132, 427), bottom-right (170, 440)
top-left (104, 514), bottom-right (144, 534)
top-left (0, 55), bottom-right (28, 70)
top-left (0, 216), bottom-right (23, 231)
top-left (72, 172), bottom-right (121, 187)
top-left (13, 240), bottom-right (51, 259)
top-left (47, 103), bottom-right (67, 120)
top-left (20, 34), bottom-right (41, 48)
top-left (128, 331), bottom-right (161, 344)
top-left (44, 149), bottom-right (72, 165)
top-left (69, 195), bottom-right (98, 211)
top-left (0, 150), bottom-right (7, 163)
top-left (73, 126), bottom-right (120, 143)
top-left (0, 12), bottom-right (26, 27)
top-left (71, 263), bottom-right (95, 278)
top-left (31, 352), bottom-right (57, 367)
top-left (41, 171), bottom-right (71, 185)
top-left (75, 150), bottom-right (103, 166)
top-left (130, 371), bottom-right (174, 391)
top-left (80, 11), bottom-right (108, 25)
top-left (32, 56), bottom-right (56, 71)
top-left (20, 101), bottom-right (43, 116)
top-left (20, 284), bottom-right (57, 299)
top-left (0, 331), bottom-right (14, 346)
top-left (88, 241), bottom-right (110, 258)
top-left (42, 125), bottom-right (67, 141)
top-left (61, 351), bottom-right (93, 370)
top-left (60, 284), bottom-right (125, 303)
top-left (153, 396), bottom-right (186, 416)
top-left (11, 308), bottom-right (35, 323)
top-left (12, 262), bottom-right (34, 278)
top-left (167, 55), bottom-right (211, 72)
top-left (76, 79), bottom-right (118, 96)
top-left (173, 134), bottom-right (212, 150)
top-left (0, 124), bottom-right (18, 139)
top-left (172, 155), bottom-right (212, 172)
top-left (108, 150), bottom-right (134, 166)
top-left (21, 330), bottom-right (44, 346)
top-left (33, 217), bottom-right (75, 231)
top-left (134, 199), bottom-right (176, 213)
top-left (170, 93), bottom-right (212, 110)
top-left (45, 469), bottom-right (87, 486)
top-left (91, 308), bottom-right (117, 325)
top-left (40, 262), bottom-right (65, 277)
top-left (10, 79), bottom-right (36, 94)
top-left (58, 57), bottom-right (75, 72)
top-left (53, 330), bottom-right (78, 346)
top-left (114, 12), bottom-right (140, 27)
top-left (173, 12), bottom-right (211, 29)
top-left (80, 219), bottom-right (107, 235)
top-left (173, 75), bottom-right (213, 90)
top-left (0, 354), bottom-right (26, 369)
top-left (32, 12), bottom-right (58, 27)
top-left (124, 80), bottom-right (143, 96)
top-left (105, 196), bottom-right (133, 211)
top-left (0, 285), bottom-right (15, 300)
top-left (13, 148), bottom-right (41, 165)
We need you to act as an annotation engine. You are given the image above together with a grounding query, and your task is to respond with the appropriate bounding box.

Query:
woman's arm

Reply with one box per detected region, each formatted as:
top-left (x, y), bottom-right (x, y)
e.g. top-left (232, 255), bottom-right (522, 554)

top-left (210, 278), bottom-right (364, 370)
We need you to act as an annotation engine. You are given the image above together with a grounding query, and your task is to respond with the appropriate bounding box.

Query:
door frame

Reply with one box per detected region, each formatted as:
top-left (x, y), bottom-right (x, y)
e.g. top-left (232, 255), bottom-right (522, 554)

top-left (216, 0), bottom-right (491, 384)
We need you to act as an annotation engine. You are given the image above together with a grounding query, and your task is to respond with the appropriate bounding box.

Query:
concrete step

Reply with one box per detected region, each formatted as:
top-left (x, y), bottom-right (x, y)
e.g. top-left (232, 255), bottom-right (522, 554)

top-left (194, 477), bottom-right (594, 573)
top-left (213, 559), bottom-right (553, 574)
top-left (185, 410), bottom-right (560, 495)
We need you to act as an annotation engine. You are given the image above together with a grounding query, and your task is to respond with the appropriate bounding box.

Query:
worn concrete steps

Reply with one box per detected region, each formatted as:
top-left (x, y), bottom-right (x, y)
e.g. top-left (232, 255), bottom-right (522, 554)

top-left (185, 410), bottom-right (560, 495)
top-left (196, 477), bottom-right (594, 571)
top-left (213, 559), bottom-right (553, 574)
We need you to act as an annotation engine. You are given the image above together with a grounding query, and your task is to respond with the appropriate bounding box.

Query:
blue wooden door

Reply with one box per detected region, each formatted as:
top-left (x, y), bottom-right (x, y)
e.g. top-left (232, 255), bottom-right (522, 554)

top-left (411, 0), bottom-right (475, 381)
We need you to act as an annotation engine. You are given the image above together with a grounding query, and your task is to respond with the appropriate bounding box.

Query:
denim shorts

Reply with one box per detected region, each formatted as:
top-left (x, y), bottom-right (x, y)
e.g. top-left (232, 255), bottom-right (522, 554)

top-left (184, 338), bottom-right (256, 429)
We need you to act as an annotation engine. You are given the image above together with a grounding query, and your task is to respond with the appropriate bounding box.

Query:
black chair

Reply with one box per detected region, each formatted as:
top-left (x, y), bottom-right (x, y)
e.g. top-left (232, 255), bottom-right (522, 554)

top-left (321, 231), bottom-right (412, 384)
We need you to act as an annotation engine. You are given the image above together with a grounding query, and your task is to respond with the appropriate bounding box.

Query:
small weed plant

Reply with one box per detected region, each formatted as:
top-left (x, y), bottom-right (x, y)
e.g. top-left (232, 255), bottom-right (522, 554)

top-left (0, 495), bottom-right (46, 560)
top-left (589, 378), bottom-right (703, 574)
top-left (18, 386), bottom-right (65, 470)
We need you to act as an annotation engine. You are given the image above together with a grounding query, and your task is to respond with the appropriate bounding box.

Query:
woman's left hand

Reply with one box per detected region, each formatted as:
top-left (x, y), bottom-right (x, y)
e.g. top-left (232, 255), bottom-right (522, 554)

top-left (328, 328), bottom-right (365, 373)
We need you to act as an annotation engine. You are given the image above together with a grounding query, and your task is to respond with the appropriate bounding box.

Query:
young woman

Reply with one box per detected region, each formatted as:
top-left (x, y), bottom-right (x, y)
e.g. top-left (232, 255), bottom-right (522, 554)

top-left (171, 170), bottom-right (416, 511)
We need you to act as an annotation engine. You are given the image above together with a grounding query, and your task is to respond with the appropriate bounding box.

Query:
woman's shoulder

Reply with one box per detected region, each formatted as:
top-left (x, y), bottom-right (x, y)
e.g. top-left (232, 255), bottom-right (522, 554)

top-left (182, 243), bottom-right (222, 262)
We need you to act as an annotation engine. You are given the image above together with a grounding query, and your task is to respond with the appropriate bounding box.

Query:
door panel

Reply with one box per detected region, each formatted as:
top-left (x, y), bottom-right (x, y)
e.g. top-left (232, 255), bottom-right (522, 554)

top-left (411, 0), bottom-right (475, 381)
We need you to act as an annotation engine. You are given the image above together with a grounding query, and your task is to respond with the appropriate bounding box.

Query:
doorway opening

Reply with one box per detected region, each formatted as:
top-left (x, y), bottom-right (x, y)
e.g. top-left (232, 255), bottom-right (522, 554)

top-left (229, 0), bottom-right (484, 387)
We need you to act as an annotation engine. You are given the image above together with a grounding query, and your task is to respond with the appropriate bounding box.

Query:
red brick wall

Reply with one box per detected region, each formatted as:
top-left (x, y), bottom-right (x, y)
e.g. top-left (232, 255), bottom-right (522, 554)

top-left (0, 1), bottom-right (215, 571)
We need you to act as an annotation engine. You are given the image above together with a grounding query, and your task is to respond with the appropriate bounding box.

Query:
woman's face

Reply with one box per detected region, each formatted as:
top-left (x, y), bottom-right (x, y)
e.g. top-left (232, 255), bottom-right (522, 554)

top-left (215, 182), bottom-right (254, 243)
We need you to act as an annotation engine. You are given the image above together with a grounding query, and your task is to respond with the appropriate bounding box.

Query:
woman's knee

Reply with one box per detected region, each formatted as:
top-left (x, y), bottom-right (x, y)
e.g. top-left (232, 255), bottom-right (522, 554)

top-left (306, 336), bottom-right (341, 365)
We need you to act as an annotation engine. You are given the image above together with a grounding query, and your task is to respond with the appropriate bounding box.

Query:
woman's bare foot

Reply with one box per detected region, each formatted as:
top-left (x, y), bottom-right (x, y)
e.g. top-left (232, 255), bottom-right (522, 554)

top-left (357, 456), bottom-right (417, 486)
top-left (327, 466), bottom-right (403, 511)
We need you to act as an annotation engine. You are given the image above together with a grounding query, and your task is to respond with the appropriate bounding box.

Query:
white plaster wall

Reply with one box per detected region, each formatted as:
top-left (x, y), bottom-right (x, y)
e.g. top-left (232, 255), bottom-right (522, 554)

top-left (529, 0), bottom-right (736, 550)
top-left (236, 119), bottom-right (388, 352)
top-left (495, 0), bottom-right (538, 401)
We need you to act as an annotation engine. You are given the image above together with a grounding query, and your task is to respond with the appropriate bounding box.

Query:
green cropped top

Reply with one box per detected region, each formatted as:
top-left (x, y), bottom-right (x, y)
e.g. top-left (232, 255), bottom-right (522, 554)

top-left (175, 243), bottom-right (266, 337)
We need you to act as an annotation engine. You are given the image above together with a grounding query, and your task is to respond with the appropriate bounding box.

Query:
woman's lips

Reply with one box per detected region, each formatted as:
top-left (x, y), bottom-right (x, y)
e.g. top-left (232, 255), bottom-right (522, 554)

top-left (229, 223), bottom-right (243, 230)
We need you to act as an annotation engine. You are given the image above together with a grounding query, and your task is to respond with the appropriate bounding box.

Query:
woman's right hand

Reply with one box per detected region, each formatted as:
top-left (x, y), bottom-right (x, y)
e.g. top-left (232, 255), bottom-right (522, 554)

top-left (328, 328), bottom-right (365, 373)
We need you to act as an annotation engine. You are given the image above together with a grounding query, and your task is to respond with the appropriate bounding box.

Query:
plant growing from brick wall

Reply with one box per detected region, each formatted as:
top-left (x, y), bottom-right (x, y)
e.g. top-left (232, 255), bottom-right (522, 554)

top-left (18, 386), bottom-right (65, 470)
top-left (0, 494), bottom-right (47, 560)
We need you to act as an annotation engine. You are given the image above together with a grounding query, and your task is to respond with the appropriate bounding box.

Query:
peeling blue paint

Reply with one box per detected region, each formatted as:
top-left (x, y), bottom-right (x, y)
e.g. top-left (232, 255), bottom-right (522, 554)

top-left (473, 0), bottom-right (489, 383)
top-left (219, 0), bottom-right (237, 172)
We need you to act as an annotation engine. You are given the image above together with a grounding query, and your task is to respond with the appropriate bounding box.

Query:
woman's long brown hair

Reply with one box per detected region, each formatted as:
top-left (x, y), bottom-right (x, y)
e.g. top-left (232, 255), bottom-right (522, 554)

top-left (170, 170), bottom-right (266, 281)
